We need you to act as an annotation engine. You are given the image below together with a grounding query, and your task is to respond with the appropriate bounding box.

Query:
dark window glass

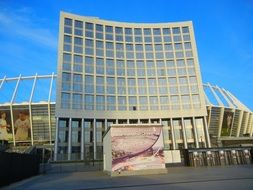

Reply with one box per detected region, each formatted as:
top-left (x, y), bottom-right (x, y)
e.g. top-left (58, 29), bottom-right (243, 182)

top-left (134, 28), bottom-right (142, 35)
top-left (64, 18), bottom-right (72, 26)
top-left (153, 28), bottom-right (161, 35)
top-left (182, 26), bottom-right (189, 33)
top-left (105, 25), bottom-right (113, 33)
top-left (85, 22), bottom-right (94, 30)
top-left (96, 24), bottom-right (103, 32)
top-left (144, 28), bottom-right (151, 35)
top-left (75, 20), bottom-right (83, 28)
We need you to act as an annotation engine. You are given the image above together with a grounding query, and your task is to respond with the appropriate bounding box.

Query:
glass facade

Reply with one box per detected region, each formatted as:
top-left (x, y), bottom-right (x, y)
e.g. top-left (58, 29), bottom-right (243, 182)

top-left (55, 12), bottom-right (210, 161)
top-left (59, 15), bottom-right (202, 112)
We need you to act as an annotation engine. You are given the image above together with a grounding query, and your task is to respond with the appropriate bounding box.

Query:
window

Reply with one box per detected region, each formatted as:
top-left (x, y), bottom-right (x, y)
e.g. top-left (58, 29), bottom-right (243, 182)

top-left (61, 93), bottom-right (70, 109)
top-left (118, 96), bottom-right (127, 110)
top-left (85, 95), bottom-right (94, 110)
top-left (184, 42), bottom-right (192, 49)
top-left (96, 95), bottom-right (105, 110)
top-left (64, 18), bottom-right (72, 26)
top-left (85, 22), bottom-right (94, 30)
top-left (182, 26), bottom-right (189, 33)
top-left (187, 59), bottom-right (194, 66)
top-left (153, 28), bottom-right (161, 35)
top-left (105, 25), bottom-right (113, 33)
top-left (72, 94), bottom-right (82, 109)
top-left (163, 28), bottom-right (170, 35)
top-left (125, 28), bottom-right (132, 35)
top-left (172, 27), bottom-right (180, 34)
top-left (96, 24), bottom-right (103, 32)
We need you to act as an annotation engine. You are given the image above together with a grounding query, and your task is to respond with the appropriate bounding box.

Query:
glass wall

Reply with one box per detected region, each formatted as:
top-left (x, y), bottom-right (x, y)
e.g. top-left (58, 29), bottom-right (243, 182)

top-left (60, 16), bottom-right (202, 112)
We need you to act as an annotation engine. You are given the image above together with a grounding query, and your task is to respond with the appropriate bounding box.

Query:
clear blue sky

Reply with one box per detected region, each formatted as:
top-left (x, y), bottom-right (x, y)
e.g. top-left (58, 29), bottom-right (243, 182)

top-left (0, 0), bottom-right (252, 110)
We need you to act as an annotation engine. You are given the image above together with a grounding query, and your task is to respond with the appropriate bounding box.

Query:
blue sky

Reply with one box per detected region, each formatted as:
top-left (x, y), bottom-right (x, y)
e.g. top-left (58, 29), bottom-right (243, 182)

top-left (0, 0), bottom-right (252, 109)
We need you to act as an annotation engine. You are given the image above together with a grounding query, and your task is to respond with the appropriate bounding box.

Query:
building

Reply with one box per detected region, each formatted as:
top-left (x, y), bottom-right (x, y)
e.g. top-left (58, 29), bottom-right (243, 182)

top-left (0, 12), bottom-right (252, 162)
top-left (54, 12), bottom-right (253, 161)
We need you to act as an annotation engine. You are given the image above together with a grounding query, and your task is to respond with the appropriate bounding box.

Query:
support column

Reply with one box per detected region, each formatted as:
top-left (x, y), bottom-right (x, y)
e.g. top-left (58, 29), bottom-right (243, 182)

top-left (192, 117), bottom-right (199, 148)
top-left (203, 117), bottom-right (211, 148)
top-left (93, 118), bottom-right (96, 160)
top-left (218, 107), bottom-right (225, 138)
top-left (54, 117), bottom-right (59, 161)
top-left (170, 119), bottom-right (176, 150)
top-left (181, 118), bottom-right (188, 149)
top-left (250, 115), bottom-right (253, 137)
top-left (243, 112), bottom-right (250, 134)
top-left (28, 104), bottom-right (34, 145)
top-left (67, 118), bottom-right (72, 160)
top-left (81, 118), bottom-right (84, 160)
top-left (236, 110), bottom-right (244, 137)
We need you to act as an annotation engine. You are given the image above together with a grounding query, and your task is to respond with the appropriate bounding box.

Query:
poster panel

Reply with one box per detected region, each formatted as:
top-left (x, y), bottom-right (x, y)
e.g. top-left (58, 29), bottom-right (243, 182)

top-left (13, 109), bottom-right (31, 141)
top-left (0, 110), bottom-right (13, 141)
top-left (221, 111), bottom-right (234, 136)
top-left (111, 126), bottom-right (165, 172)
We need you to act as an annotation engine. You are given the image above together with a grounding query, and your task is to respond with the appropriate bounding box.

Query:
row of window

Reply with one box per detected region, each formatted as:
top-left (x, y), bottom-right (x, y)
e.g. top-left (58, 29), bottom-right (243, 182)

top-left (61, 93), bottom-right (201, 110)
top-left (64, 17), bottom-right (190, 36)
top-left (64, 36), bottom-right (192, 51)
top-left (63, 73), bottom-right (198, 86)
top-left (62, 66), bottom-right (196, 78)
top-left (63, 54), bottom-right (195, 67)
top-left (64, 33), bottom-right (191, 45)
top-left (63, 84), bottom-right (199, 96)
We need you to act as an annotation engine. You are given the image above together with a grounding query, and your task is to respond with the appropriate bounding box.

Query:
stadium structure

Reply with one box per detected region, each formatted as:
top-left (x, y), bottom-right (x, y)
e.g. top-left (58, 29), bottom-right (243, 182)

top-left (0, 12), bottom-right (252, 164)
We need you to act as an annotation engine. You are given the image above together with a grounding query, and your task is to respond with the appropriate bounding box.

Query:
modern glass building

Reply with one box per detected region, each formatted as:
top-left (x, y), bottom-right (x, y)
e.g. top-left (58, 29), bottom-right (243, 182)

top-left (55, 11), bottom-right (210, 161)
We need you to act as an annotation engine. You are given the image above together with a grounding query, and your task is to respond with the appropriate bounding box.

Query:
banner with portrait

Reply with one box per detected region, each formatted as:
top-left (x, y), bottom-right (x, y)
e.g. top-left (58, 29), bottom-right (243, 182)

top-left (13, 109), bottom-right (31, 141)
top-left (221, 111), bottom-right (234, 136)
top-left (0, 110), bottom-right (13, 141)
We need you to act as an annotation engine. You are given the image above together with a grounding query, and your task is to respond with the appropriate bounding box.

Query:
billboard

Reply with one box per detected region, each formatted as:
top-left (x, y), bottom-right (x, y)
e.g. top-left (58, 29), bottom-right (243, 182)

top-left (13, 109), bottom-right (31, 141)
top-left (111, 126), bottom-right (165, 172)
top-left (0, 110), bottom-right (13, 141)
top-left (221, 111), bottom-right (234, 136)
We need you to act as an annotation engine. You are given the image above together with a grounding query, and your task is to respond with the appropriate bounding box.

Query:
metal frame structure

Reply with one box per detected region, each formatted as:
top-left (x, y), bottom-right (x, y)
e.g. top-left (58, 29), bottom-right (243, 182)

top-left (0, 73), bottom-right (56, 146)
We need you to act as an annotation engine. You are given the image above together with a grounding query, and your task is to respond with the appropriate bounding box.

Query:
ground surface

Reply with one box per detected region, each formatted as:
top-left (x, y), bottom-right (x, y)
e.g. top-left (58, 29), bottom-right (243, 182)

top-left (3, 165), bottom-right (253, 190)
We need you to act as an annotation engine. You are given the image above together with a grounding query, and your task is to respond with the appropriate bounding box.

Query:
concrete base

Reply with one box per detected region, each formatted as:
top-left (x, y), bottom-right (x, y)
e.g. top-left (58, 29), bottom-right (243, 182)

top-left (105, 168), bottom-right (168, 177)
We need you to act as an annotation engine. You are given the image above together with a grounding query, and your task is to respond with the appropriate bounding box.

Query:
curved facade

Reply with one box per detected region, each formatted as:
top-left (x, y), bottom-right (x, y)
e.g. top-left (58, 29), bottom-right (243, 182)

top-left (55, 12), bottom-right (210, 161)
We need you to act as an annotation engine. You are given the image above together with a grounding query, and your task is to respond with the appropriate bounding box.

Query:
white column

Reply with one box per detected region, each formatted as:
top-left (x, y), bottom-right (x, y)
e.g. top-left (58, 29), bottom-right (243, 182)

top-left (81, 118), bottom-right (84, 160)
top-left (28, 104), bottom-right (34, 145)
top-left (10, 75), bottom-right (21, 146)
top-left (93, 118), bottom-right (96, 160)
top-left (68, 118), bottom-right (72, 160)
top-left (29, 74), bottom-right (37, 146)
top-left (243, 112), bottom-right (250, 134)
top-left (192, 117), bottom-right (199, 148)
top-left (236, 110), bottom-right (244, 137)
top-left (203, 117), bottom-right (211, 148)
top-left (47, 73), bottom-right (54, 145)
top-left (218, 107), bottom-right (225, 138)
top-left (10, 105), bottom-right (16, 146)
top-left (181, 118), bottom-right (188, 149)
top-left (250, 115), bottom-right (253, 137)
top-left (54, 117), bottom-right (59, 161)
top-left (0, 76), bottom-right (6, 90)
top-left (170, 119), bottom-right (176, 150)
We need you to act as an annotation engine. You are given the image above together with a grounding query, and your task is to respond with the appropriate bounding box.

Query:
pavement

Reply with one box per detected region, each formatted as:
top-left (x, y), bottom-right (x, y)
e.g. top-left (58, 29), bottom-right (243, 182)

top-left (2, 165), bottom-right (253, 190)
